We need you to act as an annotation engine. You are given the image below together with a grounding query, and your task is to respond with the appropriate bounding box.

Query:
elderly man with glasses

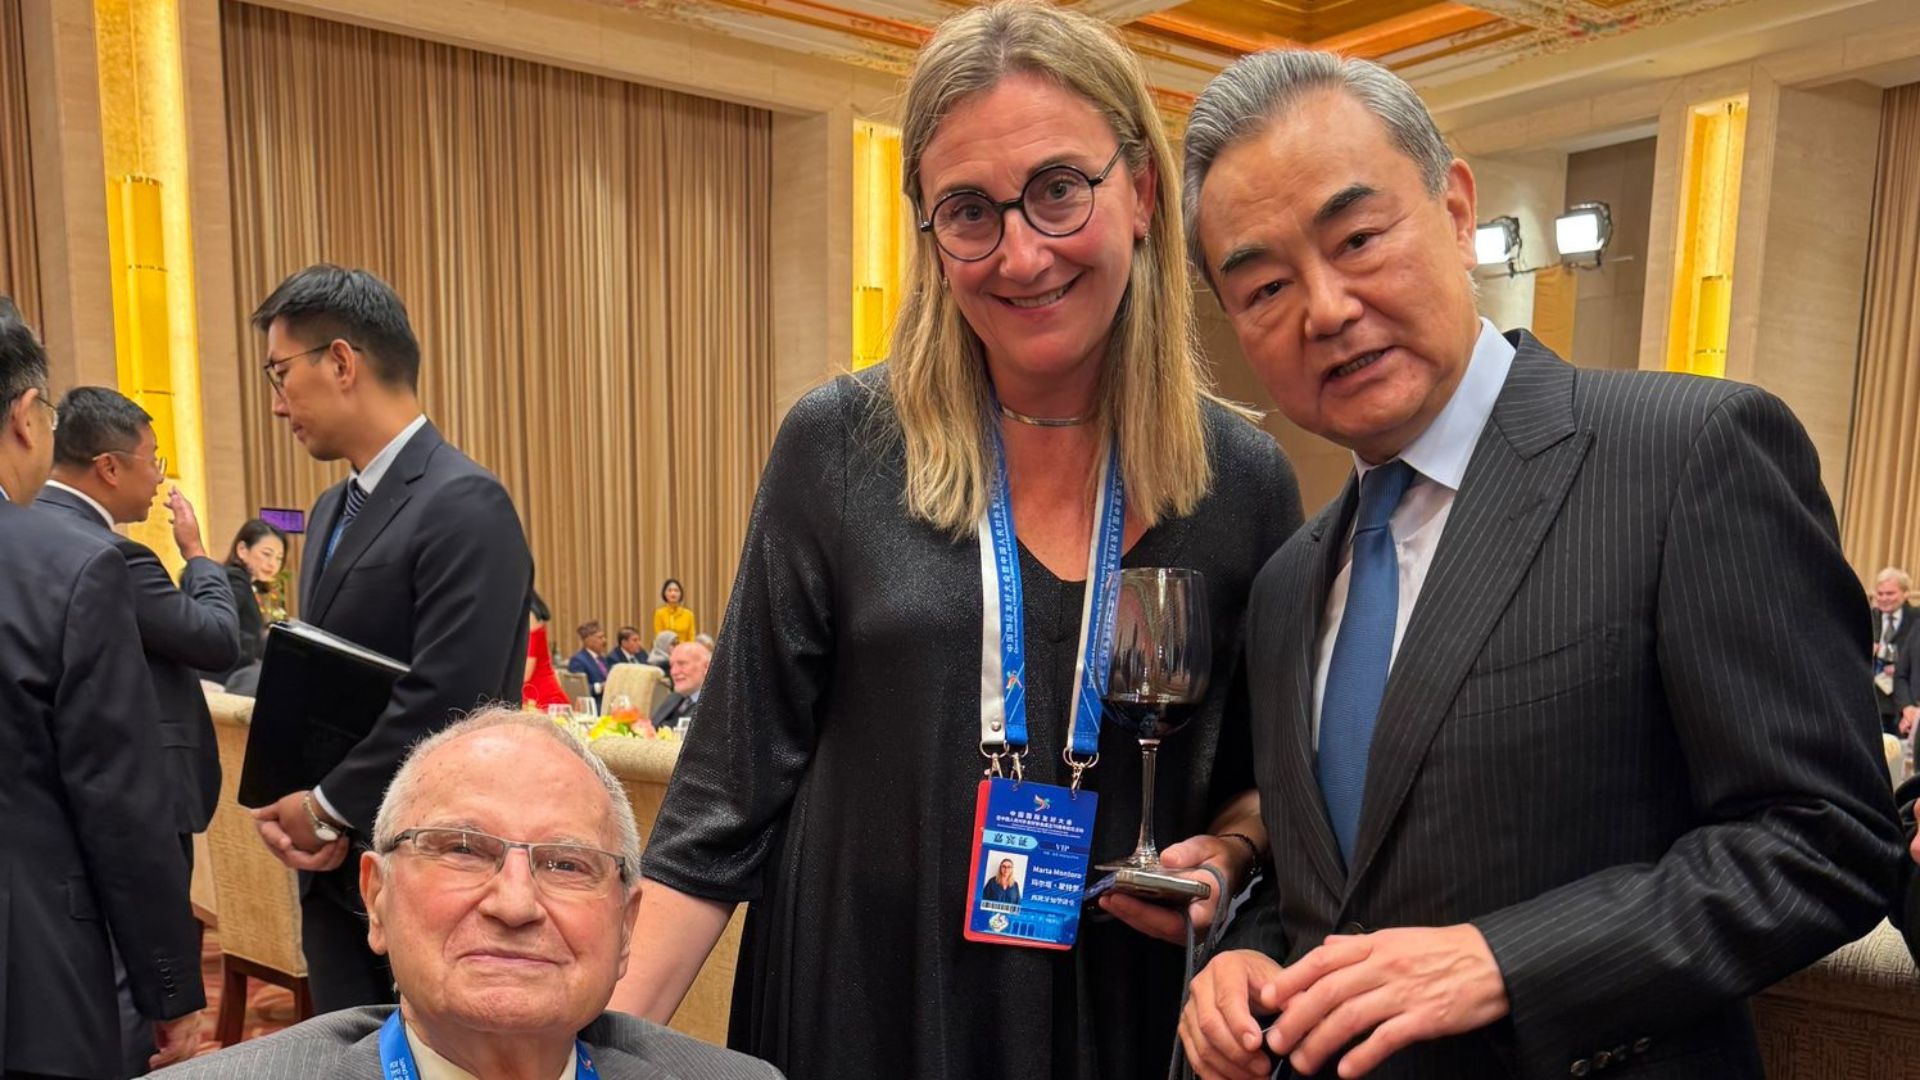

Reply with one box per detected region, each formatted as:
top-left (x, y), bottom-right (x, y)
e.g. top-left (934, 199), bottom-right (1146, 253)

top-left (156, 707), bottom-right (780, 1079)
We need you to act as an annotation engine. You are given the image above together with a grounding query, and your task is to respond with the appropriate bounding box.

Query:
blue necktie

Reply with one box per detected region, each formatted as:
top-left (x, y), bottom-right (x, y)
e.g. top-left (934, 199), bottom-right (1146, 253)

top-left (1318, 460), bottom-right (1415, 866)
top-left (323, 479), bottom-right (368, 569)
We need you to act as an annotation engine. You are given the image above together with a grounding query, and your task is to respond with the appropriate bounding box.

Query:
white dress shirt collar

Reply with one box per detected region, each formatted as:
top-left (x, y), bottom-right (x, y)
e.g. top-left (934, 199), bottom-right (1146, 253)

top-left (1351, 318), bottom-right (1515, 493)
top-left (403, 1020), bottom-right (578, 1080)
top-left (42, 479), bottom-right (115, 529)
top-left (352, 414), bottom-right (430, 495)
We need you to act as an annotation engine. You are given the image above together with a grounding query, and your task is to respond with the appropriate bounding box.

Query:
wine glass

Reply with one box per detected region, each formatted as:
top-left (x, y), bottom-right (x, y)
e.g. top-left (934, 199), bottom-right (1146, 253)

top-left (572, 696), bottom-right (599, 739)
top-left (1097, 567), bottom-right (1211, 873)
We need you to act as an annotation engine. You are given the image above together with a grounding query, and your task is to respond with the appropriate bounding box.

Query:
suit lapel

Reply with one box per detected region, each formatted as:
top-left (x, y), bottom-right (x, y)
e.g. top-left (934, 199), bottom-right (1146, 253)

top-left (1345, 336), bottom-right (1592, 890)
top-left (34, 487), bottom-right (110, 533)
top-left (307, 422), bottom-right (443, 623)
top-left (302, 483), bottom-right (342, 614)
top-left (333, 1025), bottom-right (384, 1080)
top-left (1273, 478), bottom-right (1359, 899)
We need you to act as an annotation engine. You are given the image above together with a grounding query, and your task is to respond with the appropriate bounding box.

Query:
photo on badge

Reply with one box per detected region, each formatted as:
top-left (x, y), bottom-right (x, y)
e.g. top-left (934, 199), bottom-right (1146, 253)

top-left (979, 850), bottom-right (1028, 913)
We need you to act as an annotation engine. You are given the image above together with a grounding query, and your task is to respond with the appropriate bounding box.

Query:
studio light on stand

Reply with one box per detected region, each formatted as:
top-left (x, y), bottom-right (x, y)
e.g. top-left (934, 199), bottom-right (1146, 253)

top-left (1474, 215), bottom-right (1521, 276)
top-left (1555, 201), bottom-right (1613, 268)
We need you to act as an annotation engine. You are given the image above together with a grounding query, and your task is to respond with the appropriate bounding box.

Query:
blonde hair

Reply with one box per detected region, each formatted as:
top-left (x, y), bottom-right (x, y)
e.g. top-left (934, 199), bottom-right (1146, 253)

top-left (888, 0), bottom-right (1225, 536)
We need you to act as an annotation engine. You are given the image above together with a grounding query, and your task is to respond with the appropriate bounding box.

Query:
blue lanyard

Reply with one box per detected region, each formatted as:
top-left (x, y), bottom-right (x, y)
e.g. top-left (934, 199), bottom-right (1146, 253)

top-left (978, 425), bottom-right (1125, 763)
top-left (379, 1009), bottom-right (602, 1080)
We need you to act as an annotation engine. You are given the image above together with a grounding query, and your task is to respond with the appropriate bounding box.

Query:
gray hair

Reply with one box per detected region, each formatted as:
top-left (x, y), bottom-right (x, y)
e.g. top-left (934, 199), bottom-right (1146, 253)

top-left (1877, 567), bottom-right (1912, 593)
top-left (649, 630), bottom-right (679, 662)
top-left (1182, 50), bottom-right (1454, 284)
top-left (371, 707), bottom-right (643, 894)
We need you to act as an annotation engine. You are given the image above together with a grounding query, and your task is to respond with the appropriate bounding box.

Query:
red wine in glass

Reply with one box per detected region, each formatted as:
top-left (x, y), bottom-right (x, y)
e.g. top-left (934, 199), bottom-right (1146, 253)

top-left (1098, 567), bottom-right (1210, 872)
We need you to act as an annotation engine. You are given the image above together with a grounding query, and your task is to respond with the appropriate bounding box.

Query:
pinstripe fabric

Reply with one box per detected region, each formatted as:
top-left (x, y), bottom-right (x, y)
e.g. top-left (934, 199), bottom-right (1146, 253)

top-left (1225, 333), bottom-right (1904, 1080)
top-left (147, 1006), bottom-right (784, 1079)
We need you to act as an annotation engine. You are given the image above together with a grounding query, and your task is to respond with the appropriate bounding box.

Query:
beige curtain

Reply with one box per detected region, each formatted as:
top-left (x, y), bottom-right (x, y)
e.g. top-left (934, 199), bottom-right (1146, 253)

top-left (0, 0), bottom-right (40, 325)
top-left (222, 1), bottom-right (773, 642)
top-left (1841, 83), bottom-right (1920, 584)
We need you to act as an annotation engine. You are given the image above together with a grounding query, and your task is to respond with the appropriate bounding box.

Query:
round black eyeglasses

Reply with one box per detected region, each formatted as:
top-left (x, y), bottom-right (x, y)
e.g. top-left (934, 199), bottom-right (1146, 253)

top-left (919, 147), bottom-right (1126, 263)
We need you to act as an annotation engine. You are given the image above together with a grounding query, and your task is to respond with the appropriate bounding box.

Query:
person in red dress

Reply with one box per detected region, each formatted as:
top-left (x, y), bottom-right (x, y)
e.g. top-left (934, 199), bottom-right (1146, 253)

top-left (522, 592), bottom-right (569, 709)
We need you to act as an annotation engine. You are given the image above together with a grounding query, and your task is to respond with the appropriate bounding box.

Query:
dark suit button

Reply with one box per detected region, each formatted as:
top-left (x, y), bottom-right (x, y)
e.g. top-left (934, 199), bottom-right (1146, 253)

top-left (1612, 1045), bottom-right (1628, 1061)
top-left (1338, 921), bottom-right (1368, 934)
top-left (1593, 1050), bottom-right (1611, 1068)
top-left (1570, 1060), bottom-right (1591, 1077)
top-left (1633, 1037), bottom-right (1651, 1054)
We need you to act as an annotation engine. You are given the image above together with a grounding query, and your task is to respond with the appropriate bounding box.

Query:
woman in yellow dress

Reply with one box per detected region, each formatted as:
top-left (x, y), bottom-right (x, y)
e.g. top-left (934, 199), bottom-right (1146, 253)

top-left (652, 578), bottom-right (696, 644)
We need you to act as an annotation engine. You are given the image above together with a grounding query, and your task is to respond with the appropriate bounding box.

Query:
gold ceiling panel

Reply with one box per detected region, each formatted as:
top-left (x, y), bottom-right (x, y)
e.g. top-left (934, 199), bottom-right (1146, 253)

top-left (585, 0), bottom-right (1771, 118)
top-left (1139, 0), bottom-right (1468, 49)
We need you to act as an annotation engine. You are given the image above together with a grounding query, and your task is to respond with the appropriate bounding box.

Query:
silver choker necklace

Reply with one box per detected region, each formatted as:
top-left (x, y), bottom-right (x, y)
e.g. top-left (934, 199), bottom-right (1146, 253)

top-left (998, 402), bottom-right (1092, 428)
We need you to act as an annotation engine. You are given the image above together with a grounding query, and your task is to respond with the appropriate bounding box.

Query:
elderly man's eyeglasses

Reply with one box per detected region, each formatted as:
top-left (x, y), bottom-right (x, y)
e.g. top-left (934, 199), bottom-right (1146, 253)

top-left (30, 392), bottom-right (57, 432)
top-left (919, 146), bottom-right (1126, 263)
top-left (261, 341), bottom-right (360, 393)
top-left (382, 827), bottom-right (628, 897)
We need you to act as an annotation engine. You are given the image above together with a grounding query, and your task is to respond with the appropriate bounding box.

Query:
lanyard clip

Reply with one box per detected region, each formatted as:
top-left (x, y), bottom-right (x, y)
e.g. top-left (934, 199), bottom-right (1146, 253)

top-left (981, 743), bottom-right (1005, 779)
top-left (980, 743), bottom-right (1028, 783)
top-left (1062, 749), bottom-right (1099, 795)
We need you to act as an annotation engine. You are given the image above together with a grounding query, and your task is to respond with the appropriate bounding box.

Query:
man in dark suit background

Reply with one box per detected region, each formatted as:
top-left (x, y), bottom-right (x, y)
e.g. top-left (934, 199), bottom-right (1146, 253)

top-left (650, 638), bottom-right (710, 732)
top-left (243, 266), bottom-right (534, 1011)
top-left (0, 299), bottom-right (205, 1075)
top-left (1870, 567), bottom-right (1919, 736)
top-left (607, 625), bottom-right (647, 667)
top-left (570, 619), bottom-right (612, 700)
top-left (36, 387), bottom-right (239, 844)
top-left (1175, 54), bottom-right (1901, 1080)
top-left (34, 386), bottom-right (238, 1075)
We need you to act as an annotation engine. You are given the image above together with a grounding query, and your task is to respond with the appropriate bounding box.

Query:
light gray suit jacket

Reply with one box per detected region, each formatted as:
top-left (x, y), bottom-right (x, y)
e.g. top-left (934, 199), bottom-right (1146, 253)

top-left (150, 1007), bottom-right (784, 1080)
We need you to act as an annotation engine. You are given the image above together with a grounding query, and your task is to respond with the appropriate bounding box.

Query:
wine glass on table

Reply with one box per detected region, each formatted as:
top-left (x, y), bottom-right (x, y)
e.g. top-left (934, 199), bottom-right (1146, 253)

top-left (571, 696), bottom-right (599, 740)
top-left (1096, 567), bottom-right (1211, 876)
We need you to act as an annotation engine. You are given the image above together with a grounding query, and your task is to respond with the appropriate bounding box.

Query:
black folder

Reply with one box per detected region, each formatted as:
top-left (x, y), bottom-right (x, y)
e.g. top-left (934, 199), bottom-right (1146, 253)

top-left (236, 620), bottom-right (410, 809)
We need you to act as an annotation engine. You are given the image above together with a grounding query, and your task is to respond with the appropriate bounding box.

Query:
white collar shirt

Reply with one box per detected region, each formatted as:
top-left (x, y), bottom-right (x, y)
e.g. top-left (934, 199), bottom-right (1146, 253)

top-left (43, 479), bottom-right (115, 529)
top-left (403, 1019), bottom-right (578, 1080)
top-left (1310, 319), bottom-right (1517, 748)
top-left (352, 414), bottom-right (429, 495)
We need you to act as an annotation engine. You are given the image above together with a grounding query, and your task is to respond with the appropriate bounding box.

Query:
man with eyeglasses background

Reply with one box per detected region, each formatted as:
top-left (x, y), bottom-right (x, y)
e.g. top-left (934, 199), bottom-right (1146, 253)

top-left (243, 265), bottom-right (534, 1013)
top-left (0, 298), bottom-right (207, 1077)
top-left (33, 385), bottom-right (239, 1076)
top-left (154, 708), bottom-right (781, 1079)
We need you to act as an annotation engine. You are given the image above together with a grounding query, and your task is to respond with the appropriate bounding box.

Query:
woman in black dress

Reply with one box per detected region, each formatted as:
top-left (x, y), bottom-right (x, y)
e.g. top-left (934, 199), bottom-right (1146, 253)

top-left (612, 4), bottom-right (1302, 1077)
top-left (201, 518), bottom-right (287, 684)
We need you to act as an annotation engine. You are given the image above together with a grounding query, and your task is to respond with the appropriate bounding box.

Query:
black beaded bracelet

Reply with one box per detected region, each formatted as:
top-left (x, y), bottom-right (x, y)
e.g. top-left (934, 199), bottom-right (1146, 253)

top-left (1215, 831), bottom-right (1261, 862)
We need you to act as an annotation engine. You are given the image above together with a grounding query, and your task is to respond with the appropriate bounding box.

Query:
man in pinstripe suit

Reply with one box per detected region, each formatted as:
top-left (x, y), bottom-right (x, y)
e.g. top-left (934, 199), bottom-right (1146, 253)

top-left (1174, 52), bottom-right (1903, 1080)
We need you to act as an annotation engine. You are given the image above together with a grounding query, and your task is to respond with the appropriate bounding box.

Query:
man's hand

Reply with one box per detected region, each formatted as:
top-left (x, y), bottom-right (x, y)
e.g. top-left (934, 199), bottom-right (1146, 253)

top-left (1902, 705), bottom-right (1918, 738)
top-left (1263, 925), bottom-right (1509, 1079)
top-left (150, 1011), bottom-right (202, 1069)
top-left (1100, 833), bottom-right (1252, 945)
top-left (252, 790), bottom-right (349, 872)
top-left (1179, 948), bottom-right (1287, 1080)
top-left (167, 487), bottom-right (207, 561)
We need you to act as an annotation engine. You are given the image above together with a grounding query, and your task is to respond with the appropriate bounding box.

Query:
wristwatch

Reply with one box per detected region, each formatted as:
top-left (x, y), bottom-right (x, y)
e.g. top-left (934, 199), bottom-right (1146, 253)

top-left (303, 792), bottom-right (343, 844)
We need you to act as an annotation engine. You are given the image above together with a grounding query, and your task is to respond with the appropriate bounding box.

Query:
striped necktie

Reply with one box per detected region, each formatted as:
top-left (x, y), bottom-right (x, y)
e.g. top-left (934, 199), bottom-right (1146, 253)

top-left (323, 479), bottom-right (368, 568)
top-left (1318, 460), bottom-right (1416, 866)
